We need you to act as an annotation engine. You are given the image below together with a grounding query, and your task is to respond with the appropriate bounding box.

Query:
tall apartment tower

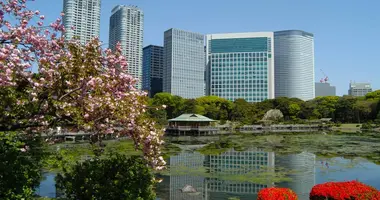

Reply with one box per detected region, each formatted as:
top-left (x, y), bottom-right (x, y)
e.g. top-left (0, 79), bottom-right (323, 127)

top-left (206, 32), bottom-right (275, 102)
top-left (274, 30), bottom-right (315, 101)
top-left (348, 82), bottom-right (372, 97)
top-left (63, 0), bottom-right (101, 44)
top-left (163, 28), bottom-right (205, 98)
top-left (142, 45), bottom-right (164, 97)
top-left (109, 5), bottom-right (144, 89)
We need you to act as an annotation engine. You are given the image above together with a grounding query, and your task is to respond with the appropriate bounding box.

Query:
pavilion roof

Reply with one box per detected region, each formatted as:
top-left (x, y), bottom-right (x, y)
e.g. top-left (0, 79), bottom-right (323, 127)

top-left (168, 114), bottom-right (215, 122)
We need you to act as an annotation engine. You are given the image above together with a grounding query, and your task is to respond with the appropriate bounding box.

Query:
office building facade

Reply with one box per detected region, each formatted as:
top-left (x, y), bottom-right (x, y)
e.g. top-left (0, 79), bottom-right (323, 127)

top-left (163, 28), bottom-right (205, 98)
top-left (109, 5), bottom-right (144, 89)
top-left (348, 82), bottom-right (372, 97)
top-left (315, 82), bottom-right (336, 97)
top-left (63, 0), bottom-right (101, 44)
top-left (206, 32), bottom-right (275, 102)
top-left (274, 30), bottom-right (315, 101)
top-left (142, 45), bottom-right (164, 97)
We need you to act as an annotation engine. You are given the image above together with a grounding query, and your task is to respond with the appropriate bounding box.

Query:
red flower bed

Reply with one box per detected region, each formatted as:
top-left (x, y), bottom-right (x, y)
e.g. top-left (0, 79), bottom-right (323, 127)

top-left (310, 181), bottom-right (380, 200)
top-left (257, 187), bottom-right (298, 200)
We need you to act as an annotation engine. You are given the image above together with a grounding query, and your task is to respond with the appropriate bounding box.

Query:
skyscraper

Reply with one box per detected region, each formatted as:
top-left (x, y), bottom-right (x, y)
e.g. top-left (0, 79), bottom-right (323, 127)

top-left (63, 0), bottom-right (101, 44)
top-left (142, 45), bottom-right (164, 97)
top-left (274, 30), bottom-right (315, 101)
top-left (348, 82), bottom-right (372, 97)
top-left (163, 28), bottom-right (205, 99)
top-left (109, 5), bottom-right (144, 89)
top-left (206, 32), bottom-right (275, 102)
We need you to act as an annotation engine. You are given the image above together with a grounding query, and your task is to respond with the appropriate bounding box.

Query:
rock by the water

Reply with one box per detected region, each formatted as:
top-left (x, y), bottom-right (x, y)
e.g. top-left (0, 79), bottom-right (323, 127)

top-left (181, 185), bottom-right (197, 193)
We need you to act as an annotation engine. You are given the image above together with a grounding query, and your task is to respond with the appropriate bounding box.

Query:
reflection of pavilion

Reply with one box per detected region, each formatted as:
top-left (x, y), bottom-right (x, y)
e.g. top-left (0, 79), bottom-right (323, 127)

top-left (169, 151), bottom-right (206, 200)
top-left (204, 148), bottom-right (275, 200)
top-left (276, 152), bottom-right (316, 200)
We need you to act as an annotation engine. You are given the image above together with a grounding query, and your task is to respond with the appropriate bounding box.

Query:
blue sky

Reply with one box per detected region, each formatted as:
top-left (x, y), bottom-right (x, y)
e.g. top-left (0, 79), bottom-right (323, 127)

top-left (28, 0), bottom-right (380, 96)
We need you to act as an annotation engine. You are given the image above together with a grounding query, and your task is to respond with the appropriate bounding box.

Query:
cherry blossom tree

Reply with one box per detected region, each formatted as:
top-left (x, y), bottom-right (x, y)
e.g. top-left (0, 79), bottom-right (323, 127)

top-left (0, 0), bottom-right (165, 169)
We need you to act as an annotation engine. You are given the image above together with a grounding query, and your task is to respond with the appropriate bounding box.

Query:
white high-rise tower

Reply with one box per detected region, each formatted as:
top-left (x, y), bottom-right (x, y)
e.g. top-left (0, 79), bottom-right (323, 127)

top-left (63, 0), bottom-right (101, 44)
top-left (274, 30), bottom-right (315, 101)
top-left (109, 5), bottom-right (144, 89)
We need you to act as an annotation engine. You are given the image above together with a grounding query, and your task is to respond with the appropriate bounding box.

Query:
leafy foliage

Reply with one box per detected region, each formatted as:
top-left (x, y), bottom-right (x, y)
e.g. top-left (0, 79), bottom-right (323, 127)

top-left (56, 155), bottom-right (156, 200)
top-left (365, 90), bottom-right (380, 100)
top-left (0, 132), bottom-right (45, 200)
top-left (150, 93), bottom-right (380, 124)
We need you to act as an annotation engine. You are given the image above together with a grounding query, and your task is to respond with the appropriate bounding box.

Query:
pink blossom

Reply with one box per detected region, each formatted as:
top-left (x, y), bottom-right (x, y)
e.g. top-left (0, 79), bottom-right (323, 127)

top-left (0, 0), bottom-right (165, 169)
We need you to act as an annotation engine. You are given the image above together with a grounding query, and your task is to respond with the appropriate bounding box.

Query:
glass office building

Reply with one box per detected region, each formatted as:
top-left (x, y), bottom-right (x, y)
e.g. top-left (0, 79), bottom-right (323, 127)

top-left (109, 5), bottom-right (144, 89)
top-left (163, 28), bottom-right (205, 98)
top-left (274, 30), bottom-right (315, 101)
top-left (206, 32), bottom-right (275, 102)
top-left (142, 45), bottom-right (164, 97)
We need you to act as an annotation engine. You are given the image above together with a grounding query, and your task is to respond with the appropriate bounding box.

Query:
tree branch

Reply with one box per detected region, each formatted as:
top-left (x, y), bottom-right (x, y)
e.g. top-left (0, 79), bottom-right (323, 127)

top-left (59, 86), bottom-right (82, 101)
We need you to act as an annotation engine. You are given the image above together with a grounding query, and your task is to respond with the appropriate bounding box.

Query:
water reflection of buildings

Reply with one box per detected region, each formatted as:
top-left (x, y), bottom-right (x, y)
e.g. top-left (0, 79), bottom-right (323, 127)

top-left (162, 149), bottom-right (316, 200)
top-left (205, 148), bottom-right (275, 200)
top-left (165, 148), bottom-right (275, 200)
top-left (169, 152), bottom-right (206, 200)
top-left (276, 152), bottom-right (316, 200)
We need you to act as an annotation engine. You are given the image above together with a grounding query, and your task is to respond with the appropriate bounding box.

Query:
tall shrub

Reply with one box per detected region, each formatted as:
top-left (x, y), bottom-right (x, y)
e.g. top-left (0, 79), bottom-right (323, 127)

top-left (0, 132), bottom-right (45, 199)
top-left (56, 155), bottom-right (156, 200)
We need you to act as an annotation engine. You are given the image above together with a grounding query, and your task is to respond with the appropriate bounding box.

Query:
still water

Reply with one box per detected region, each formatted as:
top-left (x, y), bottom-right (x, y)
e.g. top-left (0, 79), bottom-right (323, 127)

top-left (37, 146), bottom-right (380, 200)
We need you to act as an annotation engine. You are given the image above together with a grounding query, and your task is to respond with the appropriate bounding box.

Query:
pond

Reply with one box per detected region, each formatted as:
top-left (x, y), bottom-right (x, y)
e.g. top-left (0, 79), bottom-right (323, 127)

top-left (37, 133), bottom-right (380, 200)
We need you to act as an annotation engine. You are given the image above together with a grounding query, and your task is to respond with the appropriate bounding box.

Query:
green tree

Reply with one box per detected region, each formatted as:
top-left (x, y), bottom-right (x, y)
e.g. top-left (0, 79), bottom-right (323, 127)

top-left (231, 99), bottom-right (251, 124)
top-left (365, 90), bottom-right (380, 100)
top-left (313, 96), bottom-right (339, 119)
top-left (354, 100), bottom-right (378, 123)
top-left (272, 97), bottom-right (292, 119)
top-left (56, 155), bottom-right (156, 200)
top-left (0, 132), bottom-right (45, 200)
top-left (289, 103), bottom-right (301, 120)
top-left (252, 100), bottom-right (275, 121)
top-left (151, 93), bottom-right (185, 119)
top-left (335, 96), bottom-right (357, 123)
top-left (196, 96), bottom-right (233, 121)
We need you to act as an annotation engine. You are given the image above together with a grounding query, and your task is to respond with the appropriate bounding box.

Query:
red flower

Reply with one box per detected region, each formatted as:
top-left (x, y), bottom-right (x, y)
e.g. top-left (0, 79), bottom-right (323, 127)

top-left (258, 187), bottom-right (298, 200)
top-left (310, 181), bottom-right (380, 200)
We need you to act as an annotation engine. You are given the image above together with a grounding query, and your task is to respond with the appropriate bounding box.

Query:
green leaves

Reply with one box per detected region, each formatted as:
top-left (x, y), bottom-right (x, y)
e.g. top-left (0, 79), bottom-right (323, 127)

top-left (0, 132), bottom-right (45, 200)
top-left (56, 155), bottom-right (156, 200)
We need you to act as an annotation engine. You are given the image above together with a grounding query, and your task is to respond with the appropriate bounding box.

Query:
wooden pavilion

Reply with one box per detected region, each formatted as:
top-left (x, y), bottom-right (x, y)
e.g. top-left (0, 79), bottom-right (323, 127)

top-left (166, 114), bottom-right (219, 136)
